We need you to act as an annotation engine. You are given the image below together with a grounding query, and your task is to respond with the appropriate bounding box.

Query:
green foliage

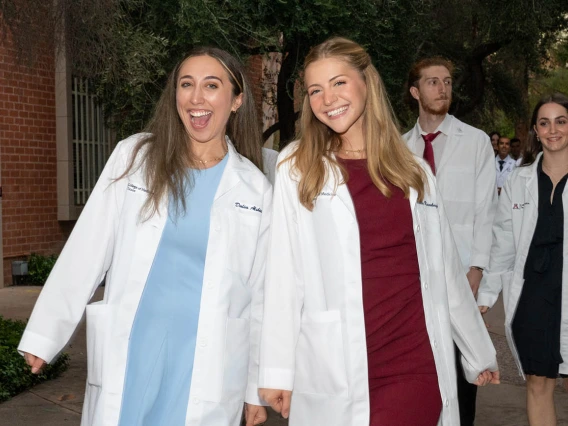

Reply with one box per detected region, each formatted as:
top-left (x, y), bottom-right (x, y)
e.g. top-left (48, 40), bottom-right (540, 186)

top-left (27, 253), bottom-right (58, 286)
top-left (0, 316), bottom-right (69, 402)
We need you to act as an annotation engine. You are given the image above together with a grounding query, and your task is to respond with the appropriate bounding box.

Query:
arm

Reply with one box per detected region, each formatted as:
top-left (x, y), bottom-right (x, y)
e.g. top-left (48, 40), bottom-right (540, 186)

top-left (477, 175), bottom-right (516, 310)
top-left (258, 151), bottom-right (303, 417)
top-left (438, 184), bottom-right (499, 383)
top-left (468, 133), bottom-right (497, 290)
top-left (18, 138), bottom-right (131, 363)
top-left (245, 181), bottom-right (273, 406)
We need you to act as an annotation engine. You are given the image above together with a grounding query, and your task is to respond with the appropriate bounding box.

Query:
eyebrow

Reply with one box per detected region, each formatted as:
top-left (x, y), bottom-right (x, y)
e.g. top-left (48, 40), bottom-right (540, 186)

top-left (538, 115), bottom-right (568, 120)
top-left (307, 74), bottom-right (348, 90)
top-left (178, 75), bottom-right (223, 83)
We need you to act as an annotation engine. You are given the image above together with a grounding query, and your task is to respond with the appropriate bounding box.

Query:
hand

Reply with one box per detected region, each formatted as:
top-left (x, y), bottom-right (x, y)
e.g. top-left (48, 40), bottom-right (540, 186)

top-left (473, 369), bottom-right (500, 386)
top-left (466, 267), bottom-right (483, 298)
top-left (479, 306), bottom-right (490, 314)
top-left (258, 388), bottom-right (292, 419)
top-left (244, 403), bottom-right (267, 426)
top-left (23, 352), bottom-right (46, 374)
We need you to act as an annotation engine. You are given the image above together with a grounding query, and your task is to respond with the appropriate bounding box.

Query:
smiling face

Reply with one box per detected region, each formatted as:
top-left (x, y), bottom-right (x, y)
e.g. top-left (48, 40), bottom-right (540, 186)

top-left (534, 102), bottom-right (568, 155)
top-left (304, 57), bottom-right (368, 144)
top-left (497, 137), bottom-right (511, 158)
top-left (410, 65), bottom-right (452, 116)
top-left (176, 55), bottom-right (242, 146)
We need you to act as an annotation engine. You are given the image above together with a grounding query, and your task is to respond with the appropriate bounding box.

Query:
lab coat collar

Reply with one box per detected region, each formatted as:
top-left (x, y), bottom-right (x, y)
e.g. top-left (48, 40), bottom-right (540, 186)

top-left (520, 152), bottom-right (542, 204)
top-left (214, 136), bottom-right (249, 201)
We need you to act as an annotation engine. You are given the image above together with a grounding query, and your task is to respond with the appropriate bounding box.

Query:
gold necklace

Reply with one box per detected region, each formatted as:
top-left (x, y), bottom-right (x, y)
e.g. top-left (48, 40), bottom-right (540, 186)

top-left (195, 147), bottom-right (228, 165)
top-left (341, 148), bottom-right (365, 155)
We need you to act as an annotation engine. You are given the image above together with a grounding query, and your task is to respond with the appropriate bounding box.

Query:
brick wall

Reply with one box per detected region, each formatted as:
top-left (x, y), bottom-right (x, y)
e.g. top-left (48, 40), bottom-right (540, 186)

top-left (246, 55), bottom-right (265, 128)
top-left (0, 37), bottom-right (73, 286)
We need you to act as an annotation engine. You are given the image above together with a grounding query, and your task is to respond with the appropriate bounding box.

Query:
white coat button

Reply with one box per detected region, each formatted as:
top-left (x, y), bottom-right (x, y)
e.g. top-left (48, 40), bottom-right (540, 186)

top-left (445, 399), bottom-right (449, 407)
top-left (433, 340), bottom-right (438, 348)
top-left (206, 280), bottom-right (213, 289)
top-left (193, 398), bottom-right (200, 405)
top-left (214, 224), bottom-right (221, 231)
top-left (199, 338), bottom-right (208, 347)
top-left (423, 282), bottom-right (428, 289)
top-left (416, 225), bottom-right (420, 232)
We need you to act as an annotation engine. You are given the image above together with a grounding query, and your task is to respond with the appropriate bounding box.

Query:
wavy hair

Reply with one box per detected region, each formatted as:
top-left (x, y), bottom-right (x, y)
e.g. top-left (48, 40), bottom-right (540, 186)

top-left (121, 46), bottom-right (263, 219)
top-left (522, 92), bottom-right (568, 166)
top-left (288, 37), bottom-right (427, 210)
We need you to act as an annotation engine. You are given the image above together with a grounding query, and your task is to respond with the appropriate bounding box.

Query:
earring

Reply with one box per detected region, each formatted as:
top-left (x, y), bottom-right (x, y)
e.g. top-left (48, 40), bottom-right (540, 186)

top-left (536, 136), bottom-right (540, 141)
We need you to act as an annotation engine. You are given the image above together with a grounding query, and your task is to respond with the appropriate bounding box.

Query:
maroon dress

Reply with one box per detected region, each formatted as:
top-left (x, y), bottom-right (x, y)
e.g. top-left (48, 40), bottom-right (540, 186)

top-left (341, 158), bottom-right (442, 425)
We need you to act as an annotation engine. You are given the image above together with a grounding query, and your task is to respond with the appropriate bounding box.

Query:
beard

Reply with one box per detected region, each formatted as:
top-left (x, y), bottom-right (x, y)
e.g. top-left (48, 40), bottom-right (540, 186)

top-left (420, 94), bottom-right (451, 116)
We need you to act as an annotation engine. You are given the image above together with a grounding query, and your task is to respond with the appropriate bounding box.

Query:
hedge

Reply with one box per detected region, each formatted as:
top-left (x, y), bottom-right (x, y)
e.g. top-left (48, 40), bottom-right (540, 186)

top-left (0, 315), bottom-right (69, 402)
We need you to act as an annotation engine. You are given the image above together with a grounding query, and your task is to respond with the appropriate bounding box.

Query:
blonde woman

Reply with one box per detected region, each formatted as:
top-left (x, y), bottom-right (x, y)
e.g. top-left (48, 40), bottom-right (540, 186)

top-left (18, 47), bottom-right (270, 426)
top-left (258, 37), bottom-right (499, 425)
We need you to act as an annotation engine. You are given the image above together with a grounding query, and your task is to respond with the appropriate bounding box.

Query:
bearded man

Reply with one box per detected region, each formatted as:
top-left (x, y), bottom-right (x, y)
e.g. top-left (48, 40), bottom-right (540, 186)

top-left (403, 58), bottom-right (497, 426)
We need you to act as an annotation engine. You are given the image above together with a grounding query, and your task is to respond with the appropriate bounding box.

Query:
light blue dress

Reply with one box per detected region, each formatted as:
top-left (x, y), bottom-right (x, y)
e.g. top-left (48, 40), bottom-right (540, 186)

top-left (118, 155), bottom-right (227, 426)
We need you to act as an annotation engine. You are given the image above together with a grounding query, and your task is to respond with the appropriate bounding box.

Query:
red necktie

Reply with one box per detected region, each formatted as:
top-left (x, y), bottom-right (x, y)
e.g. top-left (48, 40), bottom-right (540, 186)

top-left (421, 131), bottom-right (441, 175)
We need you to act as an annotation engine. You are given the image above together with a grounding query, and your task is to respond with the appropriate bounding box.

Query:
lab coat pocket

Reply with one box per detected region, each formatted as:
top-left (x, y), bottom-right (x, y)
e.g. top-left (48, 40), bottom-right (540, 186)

top-left (85, 301), bottom-right (109, 387)
top-left (294, 310), bottom-right (348, 396)
top-left (222, 317), bottom-right (250, 402)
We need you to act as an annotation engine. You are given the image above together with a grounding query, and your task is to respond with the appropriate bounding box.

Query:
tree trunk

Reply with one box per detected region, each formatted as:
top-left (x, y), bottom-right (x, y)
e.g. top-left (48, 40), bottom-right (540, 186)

top-left (277, 48), bottom-right (298, 150)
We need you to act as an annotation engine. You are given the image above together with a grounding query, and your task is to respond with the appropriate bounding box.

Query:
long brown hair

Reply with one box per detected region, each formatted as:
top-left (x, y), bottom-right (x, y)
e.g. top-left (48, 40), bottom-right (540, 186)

top-left (289, 37), bottom-right (427, 210)
top-left (121, 47), bottom-right (263, 219)
top-left (523, 92), bottom-right (568, 166)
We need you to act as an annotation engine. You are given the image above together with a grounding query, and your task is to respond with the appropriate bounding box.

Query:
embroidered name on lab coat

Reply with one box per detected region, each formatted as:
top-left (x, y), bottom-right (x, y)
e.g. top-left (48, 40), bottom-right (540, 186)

top-left (512, 202), bottom-right (529, 210)
top-left (313, 191), bottom-right (336, 201)
top-left (418, 201), bottom-right (439, 208)
top-left (127, 183), bottom-right (150, 193)
top-left (235, 202), bottom-right (262, 213)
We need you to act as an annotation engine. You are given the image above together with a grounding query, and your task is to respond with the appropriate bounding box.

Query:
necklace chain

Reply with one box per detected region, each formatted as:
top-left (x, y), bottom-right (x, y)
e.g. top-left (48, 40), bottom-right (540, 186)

top-left (195, 146), bottom-right (228, 165)
top-left (341, 148), bottom-right (365, 154)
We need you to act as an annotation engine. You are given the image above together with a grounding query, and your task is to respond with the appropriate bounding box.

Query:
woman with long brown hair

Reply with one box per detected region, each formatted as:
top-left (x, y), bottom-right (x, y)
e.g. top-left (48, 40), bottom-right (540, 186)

top-left (18, 47), bottom-right (270, 426)
top-left (258, 37), bottom-right (498, 425)
top-left (479, 92), bottom-right (568, 426)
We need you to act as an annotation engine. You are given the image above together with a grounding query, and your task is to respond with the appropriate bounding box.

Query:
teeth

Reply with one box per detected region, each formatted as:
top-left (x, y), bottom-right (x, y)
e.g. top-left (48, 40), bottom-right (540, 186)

top-left (190, 110), bottom-right (211, 117)
top-left (327, 106), bottom-right (347, 117)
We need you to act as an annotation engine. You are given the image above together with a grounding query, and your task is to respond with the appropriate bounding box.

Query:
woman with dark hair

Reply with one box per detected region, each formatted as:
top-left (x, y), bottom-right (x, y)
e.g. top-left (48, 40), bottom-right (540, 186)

top-left (479, 92), bottom-right (568, 425)
top-left (489, 131), bottom-right (501, 156)
top-left (18, 47), bottom-right (270, 426)
top-left (258, 37), bottom-right (498, 426)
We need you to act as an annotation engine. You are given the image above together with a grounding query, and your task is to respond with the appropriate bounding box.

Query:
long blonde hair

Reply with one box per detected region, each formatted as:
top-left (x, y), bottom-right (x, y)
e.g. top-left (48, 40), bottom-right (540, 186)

top-left (121, 47), bottom-right (263, 219)
top-left (289, 37), bottom-right (427, 210)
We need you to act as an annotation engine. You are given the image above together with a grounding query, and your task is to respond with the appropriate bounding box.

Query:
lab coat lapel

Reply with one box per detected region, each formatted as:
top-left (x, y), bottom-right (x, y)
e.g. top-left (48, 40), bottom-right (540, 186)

top-left (214, 139), bottom-right (243, 202)
top-left (436, 117), bottom-right (461, 174)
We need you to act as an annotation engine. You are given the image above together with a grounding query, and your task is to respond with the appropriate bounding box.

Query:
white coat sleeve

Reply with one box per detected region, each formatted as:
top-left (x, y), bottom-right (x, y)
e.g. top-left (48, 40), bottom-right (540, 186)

top-left (477, 174), bottom-right (516, 309)
top-left (470, 133), bottom-right (497, 269)
top-left (245, 181), bottom-right (273, 405)
top-left (438, 185), bottom-right (499, 382)
top-left (18, 139), bottom-right (130, 363)
top-left (259, 154), bottom-right (302, 391)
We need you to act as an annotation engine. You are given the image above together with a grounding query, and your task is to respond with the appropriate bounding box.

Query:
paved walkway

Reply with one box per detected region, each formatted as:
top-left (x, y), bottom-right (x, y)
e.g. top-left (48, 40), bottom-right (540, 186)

top-left (0, 286), bottom-right (566, 425)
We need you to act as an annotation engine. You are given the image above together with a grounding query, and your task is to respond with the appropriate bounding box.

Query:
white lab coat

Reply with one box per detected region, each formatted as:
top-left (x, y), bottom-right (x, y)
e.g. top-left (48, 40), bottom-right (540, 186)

top-left (259, 143), bottom-right (498, 426)
top-left (495, 155), bottom-right (517, 190)
top-left (262, 148), bottom-right (279, 185)
top-left (403, 115), bottom-right (497, 270)
top-left (18, 134), bottom-right (272, 426)
top-left (478, 152), bottom-right (568, 377)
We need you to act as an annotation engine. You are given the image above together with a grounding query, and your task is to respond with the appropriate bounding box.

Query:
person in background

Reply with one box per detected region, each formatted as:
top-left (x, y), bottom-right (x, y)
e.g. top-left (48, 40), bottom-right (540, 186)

top-left (18, 47), bottom-right (270, 426)
top-left (403, 57), bottom-right (497, 426)
top-left (478, 92), bottom-right (568, 426)
top-left (510, 137), bottom-right (523, 166)
top-left (259, 37), bottom-right (498, 426)
top-left (495, 136), bottom-right (516, 195)
top-left (489, 131), bottom-right (500, 156)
